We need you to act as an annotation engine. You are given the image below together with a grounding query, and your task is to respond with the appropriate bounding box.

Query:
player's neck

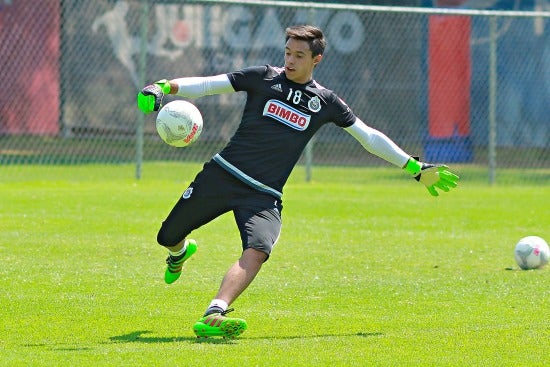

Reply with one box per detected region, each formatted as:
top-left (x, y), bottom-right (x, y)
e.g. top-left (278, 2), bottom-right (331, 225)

top-left (286, 73), bottom-right (314, 85)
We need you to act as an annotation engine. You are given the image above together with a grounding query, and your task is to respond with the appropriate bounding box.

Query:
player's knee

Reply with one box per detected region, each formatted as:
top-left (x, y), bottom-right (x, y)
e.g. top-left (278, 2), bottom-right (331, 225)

top-left (245, 242), bottom-right (273, 262)
top-left (156, 224), bottom-right (185, 248)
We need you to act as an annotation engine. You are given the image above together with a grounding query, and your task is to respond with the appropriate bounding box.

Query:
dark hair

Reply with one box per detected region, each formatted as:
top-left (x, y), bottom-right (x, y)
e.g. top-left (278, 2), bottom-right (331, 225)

top-left (285, 25), bottom-right (326, 57)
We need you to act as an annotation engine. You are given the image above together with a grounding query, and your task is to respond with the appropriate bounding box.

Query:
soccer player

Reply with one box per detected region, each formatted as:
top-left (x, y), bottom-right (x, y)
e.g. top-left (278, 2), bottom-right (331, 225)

top-left (137, 25), bottom-right (459, 338)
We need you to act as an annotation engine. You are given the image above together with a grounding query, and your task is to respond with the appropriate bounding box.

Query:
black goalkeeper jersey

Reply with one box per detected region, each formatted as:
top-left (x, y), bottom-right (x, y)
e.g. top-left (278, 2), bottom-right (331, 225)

top-left (213, 65), bottom-right (356, 199)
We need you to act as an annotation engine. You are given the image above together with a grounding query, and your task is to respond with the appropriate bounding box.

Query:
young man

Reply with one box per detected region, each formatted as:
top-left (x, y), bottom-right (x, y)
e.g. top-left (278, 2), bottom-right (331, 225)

top-left (137, 25), bottom-right (458, 338)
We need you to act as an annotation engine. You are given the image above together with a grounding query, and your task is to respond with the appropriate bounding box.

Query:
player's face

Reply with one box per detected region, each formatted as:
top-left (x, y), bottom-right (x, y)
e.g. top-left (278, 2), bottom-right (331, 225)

top-left (284, 38), bottom-right (322, 84)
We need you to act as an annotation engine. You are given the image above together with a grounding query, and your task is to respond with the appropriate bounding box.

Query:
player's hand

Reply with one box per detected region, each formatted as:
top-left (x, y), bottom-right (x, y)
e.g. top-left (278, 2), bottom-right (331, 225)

top-left (404, 157), bottom-right (459, 196)
top-left (137, 79), bottom-right (171, 114)
top-left (415, 163), bottom-right (459, 196)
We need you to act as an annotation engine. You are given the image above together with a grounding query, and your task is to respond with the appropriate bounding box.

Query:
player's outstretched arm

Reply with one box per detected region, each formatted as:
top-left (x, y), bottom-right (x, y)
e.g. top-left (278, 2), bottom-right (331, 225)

top-left (344, 118), bottom-right (411, 167)
top-left (172, 74), bottom-right (235, 98)
top-left (344, 118), bottom-right (459, 196)
top-left (137, 75), bottom-right (235, 114)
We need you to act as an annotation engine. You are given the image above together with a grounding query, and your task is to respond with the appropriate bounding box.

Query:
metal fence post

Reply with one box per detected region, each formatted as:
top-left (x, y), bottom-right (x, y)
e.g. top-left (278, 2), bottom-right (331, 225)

top-left (488, 16), bottom-right (498, 185)
top-left (136, 0), bottom-right (149, 180)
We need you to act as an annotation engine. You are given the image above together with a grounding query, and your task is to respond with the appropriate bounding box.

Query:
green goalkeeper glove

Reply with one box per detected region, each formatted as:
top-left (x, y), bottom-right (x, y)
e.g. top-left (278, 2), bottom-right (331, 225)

top-left (137, 79), bottom-right (171, 114)
top-left (404, 157), bottom-right (459, 197)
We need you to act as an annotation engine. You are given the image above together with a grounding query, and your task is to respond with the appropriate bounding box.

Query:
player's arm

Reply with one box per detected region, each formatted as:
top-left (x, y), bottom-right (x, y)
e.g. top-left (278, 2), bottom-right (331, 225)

top-left (344, 118), bottom-right (410, 167)
top-left (344, 118), bottom-right (459, 196)
top-left (137, 74), bottom-right (235, 114)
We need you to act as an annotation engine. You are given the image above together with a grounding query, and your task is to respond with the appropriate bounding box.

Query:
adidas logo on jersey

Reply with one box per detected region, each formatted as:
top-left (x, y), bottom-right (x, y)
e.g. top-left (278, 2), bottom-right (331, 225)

top-left (271, 83), bottom-right (283, 92)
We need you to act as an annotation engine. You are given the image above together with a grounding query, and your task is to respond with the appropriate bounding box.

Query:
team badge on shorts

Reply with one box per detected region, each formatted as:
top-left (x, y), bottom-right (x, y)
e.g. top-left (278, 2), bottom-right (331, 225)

top-left (182, 187), bottom-right (193, 199)
top-left (308, 96), bottom-right (321, 112)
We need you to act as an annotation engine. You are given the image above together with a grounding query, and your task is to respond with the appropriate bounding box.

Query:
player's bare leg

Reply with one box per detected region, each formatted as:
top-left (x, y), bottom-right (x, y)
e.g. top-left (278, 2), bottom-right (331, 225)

top-left (215, 248), bottom-right (267, 304)
top-left (193, 248), bottom-right (266, 338)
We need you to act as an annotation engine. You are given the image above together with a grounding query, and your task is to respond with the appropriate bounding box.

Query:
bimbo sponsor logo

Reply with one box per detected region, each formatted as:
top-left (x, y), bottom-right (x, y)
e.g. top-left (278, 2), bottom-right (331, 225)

top-left (263, 99), bottom-right (311, 131)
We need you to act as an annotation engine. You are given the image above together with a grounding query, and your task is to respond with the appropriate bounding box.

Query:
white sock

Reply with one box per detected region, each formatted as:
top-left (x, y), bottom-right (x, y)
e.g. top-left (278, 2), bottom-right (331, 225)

top-left (206, 299), bottom-right (228, 314)
top-left (169, 240), bottom-right (188, 257)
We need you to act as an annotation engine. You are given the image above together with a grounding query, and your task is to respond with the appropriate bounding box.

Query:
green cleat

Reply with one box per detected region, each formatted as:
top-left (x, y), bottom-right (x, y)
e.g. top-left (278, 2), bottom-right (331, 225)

top-left (164, 239), bottom-right (197, 284)
top-left (193, 309), bottom-right (248, 338)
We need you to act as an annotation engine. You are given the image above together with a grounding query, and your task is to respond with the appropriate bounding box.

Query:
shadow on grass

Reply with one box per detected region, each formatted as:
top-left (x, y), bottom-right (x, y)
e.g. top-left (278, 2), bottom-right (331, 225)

top-left (108, 330), bottom-right (234, 344)
top-left (246, 331), bottom-right (384, 341)
top-left (23, 344), bottom-right (93, 351)
top-left (108, 330), bottom-right (383, 344)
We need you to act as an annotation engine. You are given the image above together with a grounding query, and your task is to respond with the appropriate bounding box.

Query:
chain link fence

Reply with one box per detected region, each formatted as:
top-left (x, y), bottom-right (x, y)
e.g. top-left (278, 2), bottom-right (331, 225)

top-left (0, 0), bottom-right (548, 183)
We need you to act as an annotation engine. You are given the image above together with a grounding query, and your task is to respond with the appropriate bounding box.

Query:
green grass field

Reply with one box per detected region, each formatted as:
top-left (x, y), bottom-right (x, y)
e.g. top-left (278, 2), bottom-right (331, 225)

top-left (1, 163), bottom-right (548, 366)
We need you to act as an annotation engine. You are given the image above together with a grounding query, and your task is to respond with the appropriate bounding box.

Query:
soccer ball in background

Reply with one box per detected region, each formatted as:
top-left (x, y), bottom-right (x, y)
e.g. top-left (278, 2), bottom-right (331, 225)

top-left (514, 236), bottom-right (549, 270)
top-left (156, 100), bottom-right (203, 147)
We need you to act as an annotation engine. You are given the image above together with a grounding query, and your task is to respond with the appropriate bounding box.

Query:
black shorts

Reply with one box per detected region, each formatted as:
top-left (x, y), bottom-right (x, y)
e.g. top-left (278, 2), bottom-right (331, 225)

top-left (157, 161), bottom-right (283, 258)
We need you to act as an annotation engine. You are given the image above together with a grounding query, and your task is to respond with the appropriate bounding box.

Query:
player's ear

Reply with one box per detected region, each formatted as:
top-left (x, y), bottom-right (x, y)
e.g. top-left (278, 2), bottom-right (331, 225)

top-left (313, 54), bottom-right (322, 66)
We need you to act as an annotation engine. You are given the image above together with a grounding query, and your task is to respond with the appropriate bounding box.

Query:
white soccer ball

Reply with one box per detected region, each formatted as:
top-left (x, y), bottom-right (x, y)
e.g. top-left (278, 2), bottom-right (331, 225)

top-left (156, 100), bottom-right (203, 147)
top-left (514, 236), bottom-right (549, 270)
